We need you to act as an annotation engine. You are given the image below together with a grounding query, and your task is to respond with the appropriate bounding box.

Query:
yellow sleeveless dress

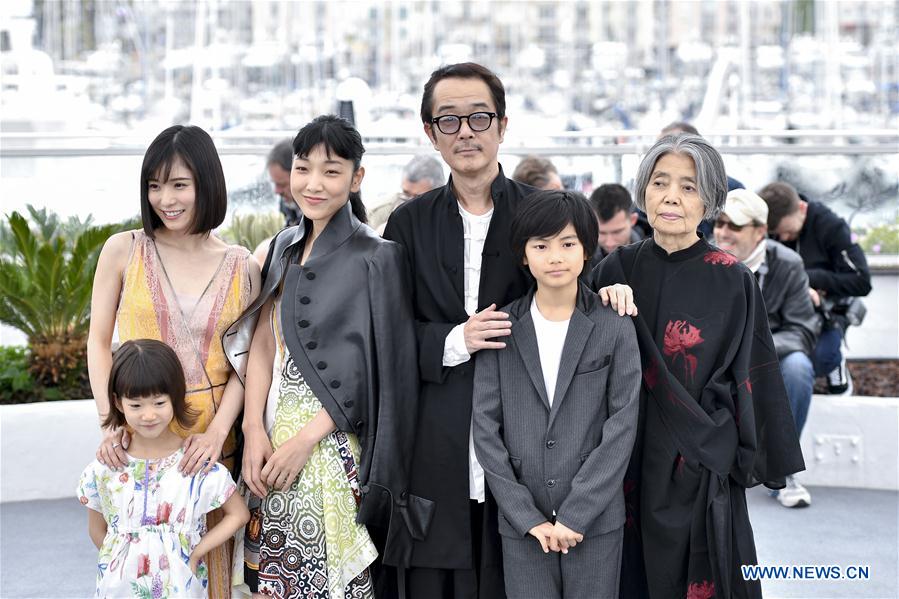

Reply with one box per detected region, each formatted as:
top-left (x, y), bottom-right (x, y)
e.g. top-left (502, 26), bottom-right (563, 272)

top-left (116, 230), bottom-right (253, 598)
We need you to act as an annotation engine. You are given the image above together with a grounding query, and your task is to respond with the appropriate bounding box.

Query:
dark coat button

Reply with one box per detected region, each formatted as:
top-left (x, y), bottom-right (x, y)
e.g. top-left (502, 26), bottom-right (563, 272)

top-left (306, 272), bottom-right (316, 280)
top-left (547, 479), bottom-right (556, 487)
top-left (546, 440), bottom-right (556, 449)
top-left (298, 320), bottom-right (309, 328)
top-left (355, 420), bottom-right (364, 429)
top-left (306, 341), bottom-right (317, 350)
top-left (330, 380), bottom-right (341, 389)
top-left (300, 296), bottom-right (310, 305)
top-left (343, 399), bottom-right (354, 408)
top-left (400, 491), bottom-right (407, 499)
top-left (317, 361), bottom-right (327, 370)
top-left (361, 485), bottom-right (370, 493)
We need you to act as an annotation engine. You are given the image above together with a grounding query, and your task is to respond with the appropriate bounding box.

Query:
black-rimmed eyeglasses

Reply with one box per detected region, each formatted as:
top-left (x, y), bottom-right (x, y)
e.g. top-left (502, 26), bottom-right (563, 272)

top-left (430, 112), bottom-right (497, 135)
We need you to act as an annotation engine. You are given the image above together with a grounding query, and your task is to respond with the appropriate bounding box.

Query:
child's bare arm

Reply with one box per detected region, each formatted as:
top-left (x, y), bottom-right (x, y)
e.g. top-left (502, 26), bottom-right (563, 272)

top-left (188, 491), bottom-right (250, 574)
top-left (87, 509), bottom-right (107, 550)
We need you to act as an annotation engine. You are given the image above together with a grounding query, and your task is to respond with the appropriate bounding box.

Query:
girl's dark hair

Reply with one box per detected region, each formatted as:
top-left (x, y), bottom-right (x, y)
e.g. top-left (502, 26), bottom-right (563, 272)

top-left (292, 115), bottom-right (367, 224)
top-left (103, 339), bottom-right (197, 430)
top-left (140, 125), bottom-right (228, 237)
top-left (510, 190), bottom-right (599, 270)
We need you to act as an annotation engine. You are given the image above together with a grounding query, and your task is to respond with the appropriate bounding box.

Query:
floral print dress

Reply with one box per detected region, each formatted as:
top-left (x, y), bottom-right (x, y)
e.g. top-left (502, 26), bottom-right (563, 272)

top-left (78, 448), bottom-right (236, 598)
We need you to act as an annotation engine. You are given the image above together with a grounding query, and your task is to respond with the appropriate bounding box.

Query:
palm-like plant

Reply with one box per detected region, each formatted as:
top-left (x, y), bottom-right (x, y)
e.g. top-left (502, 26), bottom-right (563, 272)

top-left (0, 210), bottom-right (122, 388)
top-left (218, 211), bottom-right (284, 252)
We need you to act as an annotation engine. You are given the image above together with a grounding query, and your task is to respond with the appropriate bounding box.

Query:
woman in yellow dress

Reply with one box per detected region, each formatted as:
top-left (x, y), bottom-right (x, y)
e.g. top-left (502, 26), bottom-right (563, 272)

top-left (87, 125), bottom-right (261, 597)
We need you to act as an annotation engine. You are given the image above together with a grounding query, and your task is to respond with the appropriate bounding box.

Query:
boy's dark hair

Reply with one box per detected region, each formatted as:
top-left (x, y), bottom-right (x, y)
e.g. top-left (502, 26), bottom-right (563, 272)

top-left (758, 181), bottom-right (801, 230)
top-left (140, 125), bottom-right (227, 238)
top-left (420, 62), bottom-right (506, 125)
top-left (589, 183), bottom-right (633, 222)
top-left (293, 115), bottom-right (368, 224)
top-left (103, 339), bottom-right (197, 430)
top-left (510, 190), bottom-right (599, 269)
top-left (512, 156), bottom-right (559, 189)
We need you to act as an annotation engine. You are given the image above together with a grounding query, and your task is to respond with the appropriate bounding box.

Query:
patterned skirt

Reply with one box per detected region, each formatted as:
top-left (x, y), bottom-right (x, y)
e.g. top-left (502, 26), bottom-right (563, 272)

top-left (244, 356), bottom-right (377, 599)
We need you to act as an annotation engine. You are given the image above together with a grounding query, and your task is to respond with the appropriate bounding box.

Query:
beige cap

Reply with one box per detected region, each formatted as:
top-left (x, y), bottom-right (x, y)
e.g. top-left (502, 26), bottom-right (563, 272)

top-left (723, 188), bottom-right (768, 226)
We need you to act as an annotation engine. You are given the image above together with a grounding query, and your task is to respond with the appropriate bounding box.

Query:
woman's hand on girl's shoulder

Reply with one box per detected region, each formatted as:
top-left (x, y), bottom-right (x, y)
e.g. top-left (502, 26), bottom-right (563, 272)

top-left (179, 428), bottom-right (227, 476)
top-left (97, 426), bottom-right (130, 471)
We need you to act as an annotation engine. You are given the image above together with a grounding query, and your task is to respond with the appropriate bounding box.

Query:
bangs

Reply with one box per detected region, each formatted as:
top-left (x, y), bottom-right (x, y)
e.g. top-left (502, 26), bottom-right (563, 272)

top-left (108, 341), bottom-right (185, 403)
top-left (292, 116), bottom-right (364, 167)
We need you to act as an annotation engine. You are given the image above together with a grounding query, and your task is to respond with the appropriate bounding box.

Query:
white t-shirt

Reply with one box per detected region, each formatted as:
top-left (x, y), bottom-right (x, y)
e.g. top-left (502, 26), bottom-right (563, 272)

top-left (530, 298), bottom-right (571, 406)
top-left (442, 202), bottom-right (494, 502)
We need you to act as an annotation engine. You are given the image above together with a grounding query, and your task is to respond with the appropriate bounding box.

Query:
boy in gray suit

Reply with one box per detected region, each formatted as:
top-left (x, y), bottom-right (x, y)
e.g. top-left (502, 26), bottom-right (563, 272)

top-left (473, 191), bottom-right (641, 598)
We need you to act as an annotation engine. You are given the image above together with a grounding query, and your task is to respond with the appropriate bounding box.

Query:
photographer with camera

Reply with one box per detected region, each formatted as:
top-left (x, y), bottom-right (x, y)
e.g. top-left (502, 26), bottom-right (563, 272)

top-left (759, 182), bottom-right (872, 394)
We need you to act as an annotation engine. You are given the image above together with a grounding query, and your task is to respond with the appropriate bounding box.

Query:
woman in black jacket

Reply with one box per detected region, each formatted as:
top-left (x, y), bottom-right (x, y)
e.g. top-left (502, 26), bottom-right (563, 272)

top-left (224, 115), bottom-right (432, 598)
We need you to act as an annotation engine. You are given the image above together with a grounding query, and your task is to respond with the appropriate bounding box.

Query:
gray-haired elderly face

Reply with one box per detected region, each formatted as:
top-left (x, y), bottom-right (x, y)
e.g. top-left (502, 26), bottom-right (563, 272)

top-left (401, 155), bottom-right (445, 198)
top-left (634, 134), bottom-right (728, 243)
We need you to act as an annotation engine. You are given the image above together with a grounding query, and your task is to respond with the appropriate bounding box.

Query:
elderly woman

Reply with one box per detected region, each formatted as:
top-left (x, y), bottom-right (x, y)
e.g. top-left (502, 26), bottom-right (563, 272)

top-left (591, 134), bottom-right (804, 599)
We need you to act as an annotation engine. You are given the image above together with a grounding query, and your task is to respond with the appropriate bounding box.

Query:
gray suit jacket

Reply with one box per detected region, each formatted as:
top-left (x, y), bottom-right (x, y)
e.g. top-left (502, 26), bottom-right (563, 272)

top-left (473, 283), bottom-right (640, 539)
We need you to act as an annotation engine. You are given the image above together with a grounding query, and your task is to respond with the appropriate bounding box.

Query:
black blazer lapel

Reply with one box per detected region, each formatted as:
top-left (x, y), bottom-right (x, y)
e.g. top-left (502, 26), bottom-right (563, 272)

top-left (548, 309), bottom-right (595, 427)
top-left (510, 312), bottom-right (551, 411)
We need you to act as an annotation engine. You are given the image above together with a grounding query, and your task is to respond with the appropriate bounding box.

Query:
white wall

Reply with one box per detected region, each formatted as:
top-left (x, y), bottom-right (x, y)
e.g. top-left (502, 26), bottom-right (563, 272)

top-left (1, 400), bottom-right (101, 503)
top-left (0, 394), bottom-right (896, 503)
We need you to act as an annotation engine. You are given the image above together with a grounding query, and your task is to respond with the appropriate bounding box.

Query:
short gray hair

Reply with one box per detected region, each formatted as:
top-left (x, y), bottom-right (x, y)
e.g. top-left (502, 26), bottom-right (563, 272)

top-left (267, 138), bottom-right (294, 172)
top-left (633, 134), bottom-right (727, 221)
top-left (402, 155), bottom-right (445, 187)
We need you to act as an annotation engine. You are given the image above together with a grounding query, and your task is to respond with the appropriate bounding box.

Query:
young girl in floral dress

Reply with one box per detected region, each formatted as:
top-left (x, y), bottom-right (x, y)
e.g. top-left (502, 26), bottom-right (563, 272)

top-left (78, 339), bottom-right (249, 598)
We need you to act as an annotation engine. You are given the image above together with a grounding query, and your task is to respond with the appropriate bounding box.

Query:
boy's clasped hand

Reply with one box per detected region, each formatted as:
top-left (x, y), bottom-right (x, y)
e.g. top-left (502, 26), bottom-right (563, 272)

top-left (528, 521), bottom-right (585, 554)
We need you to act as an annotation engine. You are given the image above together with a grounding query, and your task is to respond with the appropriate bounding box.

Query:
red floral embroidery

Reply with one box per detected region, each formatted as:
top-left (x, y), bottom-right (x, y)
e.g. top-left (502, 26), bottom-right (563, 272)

top-left (704, 250), bottom-right (738, 267)
top-left (119, 472), bottom-right (129, 483)
top-left (686, 580), bottom-right (715, 599)
top-left (156, 501), bottom-right (172, 524)
top-left (79, 496), bottom-right (89, 505)
top-left (663, 320), bottom-right (704, 382)
top-left (176, 507), bottom-right (186, 523)
top-left (137, 553), bottom-right (151, 577)
top-left (159, 554), bottom-right (169, 570)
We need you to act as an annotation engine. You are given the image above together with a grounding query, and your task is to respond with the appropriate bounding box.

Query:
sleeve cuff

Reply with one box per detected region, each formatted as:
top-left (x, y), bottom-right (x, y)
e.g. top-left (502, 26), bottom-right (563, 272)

top-left (442, 323), bottom-right (471, 367)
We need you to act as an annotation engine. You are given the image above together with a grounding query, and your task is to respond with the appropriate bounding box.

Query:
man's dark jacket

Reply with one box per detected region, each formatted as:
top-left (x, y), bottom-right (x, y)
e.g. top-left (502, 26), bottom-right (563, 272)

top-left (756, 239), bottom-right (821, 358)
top-left (784, 197), bottom-right (871, 299)
top-left (383, 167), bottom-right (534, 569)
top-left (223, 203), bottom-right (433, 566)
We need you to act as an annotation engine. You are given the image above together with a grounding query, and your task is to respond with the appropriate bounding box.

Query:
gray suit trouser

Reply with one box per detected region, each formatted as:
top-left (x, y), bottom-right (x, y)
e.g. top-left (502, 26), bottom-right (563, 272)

top-left (500, 526), bottom-right (623, 599)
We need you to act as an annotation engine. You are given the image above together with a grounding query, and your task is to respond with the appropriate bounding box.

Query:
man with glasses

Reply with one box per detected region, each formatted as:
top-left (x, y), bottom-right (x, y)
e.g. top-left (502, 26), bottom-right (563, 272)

top-left (714, 189), bottom-right (819, 508)
top-left (383, 63), bottom-right (535, 599)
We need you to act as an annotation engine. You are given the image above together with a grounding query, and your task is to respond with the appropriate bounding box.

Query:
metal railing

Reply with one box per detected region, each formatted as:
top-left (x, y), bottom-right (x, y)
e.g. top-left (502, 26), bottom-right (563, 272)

top-left (2, 129), bottom-right (897, 157)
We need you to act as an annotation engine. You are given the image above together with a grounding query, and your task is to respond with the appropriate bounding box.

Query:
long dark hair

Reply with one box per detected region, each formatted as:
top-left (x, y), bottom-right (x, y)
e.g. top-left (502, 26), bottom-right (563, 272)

top-left (292, 115), bottom-right (367, 224)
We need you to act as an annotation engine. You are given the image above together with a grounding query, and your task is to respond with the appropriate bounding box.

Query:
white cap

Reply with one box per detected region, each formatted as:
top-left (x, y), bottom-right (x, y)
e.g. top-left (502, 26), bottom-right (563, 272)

top-left (723, 188), bottom-right (768, 226)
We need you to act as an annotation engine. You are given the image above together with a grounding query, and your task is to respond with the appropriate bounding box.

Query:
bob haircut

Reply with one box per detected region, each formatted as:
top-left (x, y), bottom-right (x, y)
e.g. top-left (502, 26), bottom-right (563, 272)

top-left (633, 134), bottom-right (728, 221)
top-left (420, 62), bottom-right (506, 125)
top-left (140, 125), bottom-right (227, 237)
top-left (103, 339), bottom-right (197, 430)
top-left (510, 190), bottom-right (599, 269)
top-left (293, 115), bottom-right (368, 224)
